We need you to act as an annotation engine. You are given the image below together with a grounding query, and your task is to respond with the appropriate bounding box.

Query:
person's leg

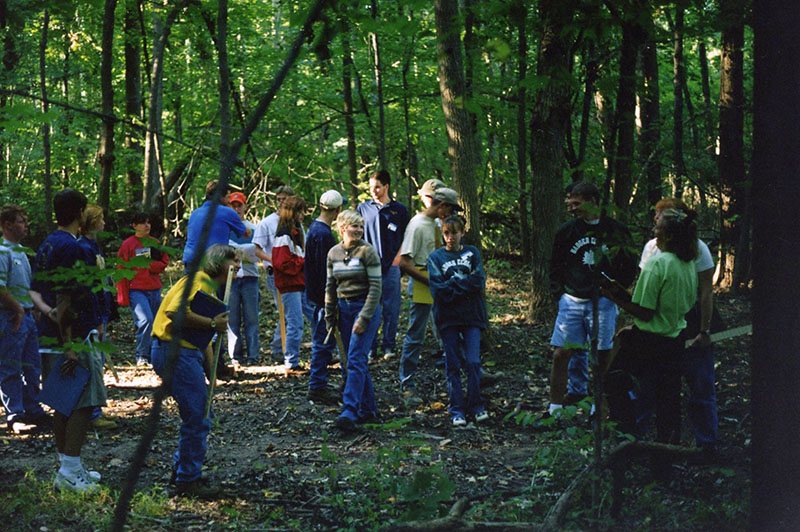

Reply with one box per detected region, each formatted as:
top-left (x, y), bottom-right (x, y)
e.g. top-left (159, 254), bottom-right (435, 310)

top-left (683, 343), bottom-right (718, 448)
top-left (265, 273), bottom-right (283, 356)
top-left (567, 350), bottom-right (589, 398)
top-left (654, 338), bottom-right (682, 445)
top-left (240, 276), bottom-right (260, 364)
top-left (0, 311), bottom-right (24, 424)
top-left (461, 327), bottom-right (485, 416)
top-left (170, 348), bottom-right (212, 483)
top-left (380, 265), bottom-right (402, 356)
top-left (19, 314), bottom-right (45, 418)
top-left (130, 290), bottom-right (155, 363)
top-left (282, 291), bottom-right (304, 368)
top-left (301, 290), bottom-right (316, 326)
top-left (440, 327), bottom-right (466, 420)
top-left (309, 305), bottom-right (336, 390)
top-left (62, 407), bottom-right (93, 456)
top-left (227, 278), bottom-right (244, 362)
top-left (548, 294), bottom-right (586, 410)
top-left (399, 302), bottom-right (432, 389)
top-left (339, 299), bottom-right (381, 421)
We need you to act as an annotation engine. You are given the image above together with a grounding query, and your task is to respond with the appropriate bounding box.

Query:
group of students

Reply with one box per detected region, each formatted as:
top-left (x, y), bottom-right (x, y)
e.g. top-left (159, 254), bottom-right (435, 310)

top-left (0, 177), bottom-right (719, 498)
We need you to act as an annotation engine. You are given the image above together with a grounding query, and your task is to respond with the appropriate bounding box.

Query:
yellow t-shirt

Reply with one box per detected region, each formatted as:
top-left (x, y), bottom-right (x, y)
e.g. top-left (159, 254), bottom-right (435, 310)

top-left (152, 272), bottom-right (218, 349)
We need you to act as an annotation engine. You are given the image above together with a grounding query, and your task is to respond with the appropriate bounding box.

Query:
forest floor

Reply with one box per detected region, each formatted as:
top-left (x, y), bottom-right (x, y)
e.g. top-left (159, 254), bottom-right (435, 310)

top-left (0, 258), bottom-right (752, 531)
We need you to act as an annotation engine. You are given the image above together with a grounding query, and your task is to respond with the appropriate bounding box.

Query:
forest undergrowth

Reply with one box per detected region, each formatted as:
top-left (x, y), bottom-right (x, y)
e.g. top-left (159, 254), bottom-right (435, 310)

top-left (0, 257), bottom-right (751, 531)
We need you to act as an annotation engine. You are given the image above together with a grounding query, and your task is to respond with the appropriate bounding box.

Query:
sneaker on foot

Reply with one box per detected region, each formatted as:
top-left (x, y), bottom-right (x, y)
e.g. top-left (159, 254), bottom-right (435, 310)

top-left (54, 471), bottom-right (100, 493)
top-left (474, 411), bottom-right (489, 423)
top-left (334, 415), bottom-right (361, 433)
top-left (175, 479), bottom-right (221, 499)
top-left (452, 416), bottom-right (467, 427)
top-left (383, 350), bottom-right (395, 360)
top-left (136, 358), bottom-right (150, 367)
top-left (82, 466), bottom-right (101, 482)
top-left (8, 419), bottom-right (37, 434)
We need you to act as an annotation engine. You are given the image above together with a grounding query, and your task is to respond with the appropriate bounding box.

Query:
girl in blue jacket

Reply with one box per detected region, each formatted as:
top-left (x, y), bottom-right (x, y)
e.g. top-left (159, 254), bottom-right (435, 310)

top-left (427, 215), bottom-right (488, 426)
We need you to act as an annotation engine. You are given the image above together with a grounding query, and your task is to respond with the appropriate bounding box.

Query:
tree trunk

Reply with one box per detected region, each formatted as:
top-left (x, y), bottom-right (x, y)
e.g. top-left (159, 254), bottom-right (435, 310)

top-left (217, 0), bottom-right (232, 185)
top-left (0, 0), bottom-right (20, 185)
top-left (124, 0), bottom-right (143, 208)
top-left (698, 38), bottom-right (714, 150)
top-left (142, 0), bottom-right (190, 216)
top-left (98, 0), bottom-right (117, 214)
top-left (640, 35), bottom-right (661, 207)
top-left (612, 19), bottom-right (643, 209)
top-left (528, 0), bottom-right (574, 319)
top-left (717, 0), bottom-right (746, 289)
top-left (751, 2), bottom-right (800, 529)
top-left (434, 0), bottom-right (481, 246)
top-left (342, 28), bottom-right (359, 203)
top-left (575, 42), bottom-right (598, 183)
top-left (672, 6), bottom-right (686, 197)
top-left (370, 0), bottom-right (386, 170)
top-left (39, 10), bottom-right (53, 225)
top-left (515, 0), bottom-right (530, 261)
top-left (400, 14), bottom-right (419, 208)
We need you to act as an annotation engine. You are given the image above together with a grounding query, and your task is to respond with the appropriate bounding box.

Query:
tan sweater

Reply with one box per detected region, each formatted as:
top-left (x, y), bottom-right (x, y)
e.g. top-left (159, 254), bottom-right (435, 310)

top-left (324, 240), bottom-right (382, 330)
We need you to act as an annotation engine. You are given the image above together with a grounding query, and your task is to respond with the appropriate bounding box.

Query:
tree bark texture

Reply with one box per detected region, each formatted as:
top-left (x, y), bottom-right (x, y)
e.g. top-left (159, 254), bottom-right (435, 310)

top-left (98, 0), bottom-right (118, 214)
top-left (751, 2), bottom-right (800, 529)
top-left (717, 0), bottom-right (746, 289)
top-left (342, 28), bottom-right (359, 204)
top-left (370, 0), bottom-right (386, 170)
top-left (434, 0), bottom-right (481, 246)
top-left (217, 0), bottom-right (232, 183)
top-left (123, 0), bottom-right (143, 207)
top-left (515, 0), bottom-right (530, 261)
top-left (39, 10), bottom-right (52, 225)
top-left (640, 35), bottom-right (661, 207)
top-left (672, 6), bottom-right (686, 197)
top-left (528, 0), bottom-right (574, 319)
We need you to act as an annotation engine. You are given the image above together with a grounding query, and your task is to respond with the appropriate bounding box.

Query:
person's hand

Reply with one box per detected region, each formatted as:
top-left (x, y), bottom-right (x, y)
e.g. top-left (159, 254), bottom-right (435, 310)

top-left (687, 331), bottom-right (712, 348)
top-left (212, 311), bottom-right (229, 333)
top-left (352, 320), bottom-right (366, 335)
top-left (61, 349), bottom-right (79, 377)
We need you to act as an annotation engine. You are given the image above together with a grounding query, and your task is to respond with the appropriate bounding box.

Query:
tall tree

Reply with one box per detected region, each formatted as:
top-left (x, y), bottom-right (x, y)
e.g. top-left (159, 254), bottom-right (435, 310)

top-left (341, 25), bottom-right (359, 203)
top-left (123, 0), bottom-right (143, 207)
top-left (717, 0), bottom-right (747, 289)
top-left (640, 32), bottom-right (661, 206)
top-left (671, 5), bottom-right (686, 197)
top-left (514, 0), bottom-right (530, 261)
top-left (751, 2), bottom-right (800, 529)
top-left (434, 0), bottom-right (480, 245)
top-left (38, 9), bottom-right (52, 224)
top-left (370, 0), bottom-right (386, 170)
top-left (217, 0), bottom-right (232, 184)
top-left (98, 0), bottom-right (118, 214)
top-left (528, 0), bottom-right (574, 318)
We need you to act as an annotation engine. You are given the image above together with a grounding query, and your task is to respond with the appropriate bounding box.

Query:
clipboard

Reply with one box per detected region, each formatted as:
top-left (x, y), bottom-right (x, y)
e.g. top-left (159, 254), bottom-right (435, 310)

top-left (188, 290), bottom-right (227, 349)
top-left (38, 356), bottom-right (90, 416)
top-left (412, 266), bottom-right (433, 304)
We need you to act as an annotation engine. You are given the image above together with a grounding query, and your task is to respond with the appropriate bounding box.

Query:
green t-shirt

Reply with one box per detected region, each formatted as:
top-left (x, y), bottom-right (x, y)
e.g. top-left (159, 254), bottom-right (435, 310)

top-left (633, 251), bottom-right (697, 338)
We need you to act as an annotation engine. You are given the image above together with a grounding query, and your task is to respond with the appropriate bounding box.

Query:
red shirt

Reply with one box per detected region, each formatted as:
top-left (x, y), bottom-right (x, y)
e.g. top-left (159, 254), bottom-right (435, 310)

top-left (117, 235), bottom-right (169, 290)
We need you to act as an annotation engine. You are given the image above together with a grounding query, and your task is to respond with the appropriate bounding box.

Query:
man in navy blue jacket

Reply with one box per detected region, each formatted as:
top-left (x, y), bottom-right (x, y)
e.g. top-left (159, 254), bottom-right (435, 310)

top-left (357, 170), bottom-right (410, 361)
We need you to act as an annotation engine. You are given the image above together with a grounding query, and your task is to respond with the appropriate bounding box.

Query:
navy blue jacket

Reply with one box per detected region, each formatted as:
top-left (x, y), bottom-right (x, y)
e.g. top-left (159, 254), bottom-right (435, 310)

top-left (427, 245), bottom-right (488, 331)
top-left (304, 220), bottom-right (337, 307)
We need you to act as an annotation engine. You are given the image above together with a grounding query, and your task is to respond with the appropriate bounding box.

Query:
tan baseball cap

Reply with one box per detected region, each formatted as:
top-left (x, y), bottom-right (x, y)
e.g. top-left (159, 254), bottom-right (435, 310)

top-left (417, 179), bottom-right (446, 198)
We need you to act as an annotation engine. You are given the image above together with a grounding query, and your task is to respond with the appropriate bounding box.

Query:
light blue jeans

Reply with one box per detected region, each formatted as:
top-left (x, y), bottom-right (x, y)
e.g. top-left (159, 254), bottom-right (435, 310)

top-left (130, 289), bottom-right (162, 362)
top-left (151, 338), bottom-right (211, 484)
top-left (0, 311), bottom-right (44, 423)
top-left (280, 290), bottom-right (304, 368)
top-left (399, 301), bottom-right (432, 389)
top-left (338, 298), bottom-right (381, 422)
top-left (372, 265), bottom-right (401, 354)
top-left (308, 305), bottom-right (340, 390)
top-left (227, 276), bottom-right (260, 364)
top-left (265, 273), bottom-right (283, 355)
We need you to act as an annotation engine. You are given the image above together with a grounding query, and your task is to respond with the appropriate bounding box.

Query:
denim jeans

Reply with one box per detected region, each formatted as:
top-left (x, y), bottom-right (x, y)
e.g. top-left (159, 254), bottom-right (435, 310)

top-left (683, 343), bottom-right (718, 447)
top-left (567, 350), bottom-right (589, 396)
top-left (227, 276), bottom-right (260, 364)
top-left (301, 290), bottom-right (316, 326)
top-left (280, 290), bottom-right (304, 368)
top-left (440, 326), bottom-right (484, 419)
top-left (265, 273), bottom-right (283, 355)
top-left (338, 298), bottom-right (381, 422)
top-left (0, 311), bottom-right (44, 423)
top-left (372, 265), bottom-right (401, 354)
top-left (130, 289), bottom-right (162, 362)
top-left (308, 305), bottom-right (340, 390)
top-left (399, 301), bottom-right (432, 389)
top-left (550, 294), bottom-right (618, 351)
top-left (151, 338), bottom-right (211, 483)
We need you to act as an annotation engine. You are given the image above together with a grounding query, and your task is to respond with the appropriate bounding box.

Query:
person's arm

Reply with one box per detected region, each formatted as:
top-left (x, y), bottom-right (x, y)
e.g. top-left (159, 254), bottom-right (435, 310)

top-left (601, 283), bottom-right (656, 322)
top-left (272, 242), bottom-right (304, 276)
top-left (165, 309), bottom-right (228, 333)
top-left (354, 248), bottom-right (383, 333)
top-left (0, 287), bottom-right (24, 333)
top-left (253, 243), bottom-right (271, 263)
top-left (399, 254), bottom-right (428, 285)
top-left (688, 268), bottom-right (713, 348)
top-left (324, 253), bottom-right (338, 331)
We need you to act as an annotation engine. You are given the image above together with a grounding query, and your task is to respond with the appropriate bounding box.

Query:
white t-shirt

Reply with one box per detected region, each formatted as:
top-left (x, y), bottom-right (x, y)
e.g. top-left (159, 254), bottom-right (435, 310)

top-left (252, 212), bottom-right (280, 264)
top-left (639, 238), bottom-right (714, 273)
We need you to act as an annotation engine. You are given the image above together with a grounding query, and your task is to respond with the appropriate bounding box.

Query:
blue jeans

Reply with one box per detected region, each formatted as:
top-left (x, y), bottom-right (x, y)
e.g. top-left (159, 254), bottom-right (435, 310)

top-left (301, 290), bottom-right (316, 326)
top-left (151, 338), bottom-right (211, 483)
top-left (440, 326), bottom-right (484, 419)
top-left (0, 311), bottom-right (44, 423)
top-left (280, 290), bottom-right (304, 368)
top-left (130, 289), bottom-right (162, 362)
top-left (399, 301), bottom-right (432, 389)
top-left (551, 294), bottom-right (618, 351)
top-left (227, 276), bottom-right (260, 364)
top-left (265, 273), bottom-right (282, 355)
top-left (338, 298), bottom-right (381, 422)
top-left (372, 266), bottom-right (401, 354)
top-left (567, 351), bottom-right (589, 396)
top-left (308, 305), bottom-right (340, 390)
top-left (683, 343), bottom-right (718, 447)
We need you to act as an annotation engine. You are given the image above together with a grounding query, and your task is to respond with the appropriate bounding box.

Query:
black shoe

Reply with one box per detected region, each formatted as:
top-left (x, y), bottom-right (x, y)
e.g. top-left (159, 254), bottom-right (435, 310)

top-left (23, 412), bottom-right (53, 428)
top-left (334, 415), bottom-right (361, 433)
top-left (174, 479), bottom-right (220, 499)
top-left (216, 364), bottom-right (236, 380)
top-left (307, 387), bottom-right (341, 406)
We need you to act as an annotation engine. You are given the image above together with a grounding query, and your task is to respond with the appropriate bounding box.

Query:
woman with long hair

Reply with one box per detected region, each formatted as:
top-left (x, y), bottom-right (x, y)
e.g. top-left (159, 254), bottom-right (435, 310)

top-left (272, 196), bottom-right (307, 371)
top-left (602, 208), bottom-right (699, 446)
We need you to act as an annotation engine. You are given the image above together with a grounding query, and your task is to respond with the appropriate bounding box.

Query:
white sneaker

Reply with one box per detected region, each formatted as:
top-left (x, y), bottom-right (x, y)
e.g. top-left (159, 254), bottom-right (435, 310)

top-left (474, 411), bottom-right (489, 423)
top-left (452, 416), bottom-right (467, 427)
top-left (83, 466), bottom-right (101, 482)
top-left (54, 470), bottom-right (100, 493)
top-left (383, 350), bottom-right (395, 360)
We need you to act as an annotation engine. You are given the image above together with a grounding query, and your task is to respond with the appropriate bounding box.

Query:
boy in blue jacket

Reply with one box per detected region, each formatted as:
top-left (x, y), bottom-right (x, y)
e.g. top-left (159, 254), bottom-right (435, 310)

top-left (427, 215), bottom-right (488, 427)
